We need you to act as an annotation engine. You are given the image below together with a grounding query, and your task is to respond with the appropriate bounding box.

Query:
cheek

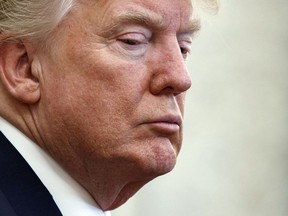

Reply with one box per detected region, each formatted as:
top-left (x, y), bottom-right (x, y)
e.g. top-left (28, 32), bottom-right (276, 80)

top-left (48, 62), bottom-right (142, 140)
top-left (81, 54), bottom-right (148, 109)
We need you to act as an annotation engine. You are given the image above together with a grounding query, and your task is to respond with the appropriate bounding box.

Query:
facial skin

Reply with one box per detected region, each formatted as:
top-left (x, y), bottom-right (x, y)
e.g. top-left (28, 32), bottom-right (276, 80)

top-left (0, 0), bottom-right (198, 211)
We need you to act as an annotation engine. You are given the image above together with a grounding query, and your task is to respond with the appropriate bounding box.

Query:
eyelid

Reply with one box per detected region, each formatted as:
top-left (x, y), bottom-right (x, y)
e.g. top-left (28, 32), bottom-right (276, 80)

top-left (118, 32), bottom-right (148, 43)
top-left (178, 34), bottom-right (192, 42)
top-left (110, 24), bottom-right (152, 39)
top-left (178, 40), bottom-right (192, 51)
top-left (178, 33), bottom-right (192, 44)
top-left (113, 32), bottom-right (150, 58)
top-left (178, 38), bottom-right (192, 60)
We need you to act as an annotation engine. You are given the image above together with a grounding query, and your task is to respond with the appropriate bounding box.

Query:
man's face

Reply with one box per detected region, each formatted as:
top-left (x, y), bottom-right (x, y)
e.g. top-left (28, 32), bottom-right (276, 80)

top-left (34, 0), bottom-right (194, 209)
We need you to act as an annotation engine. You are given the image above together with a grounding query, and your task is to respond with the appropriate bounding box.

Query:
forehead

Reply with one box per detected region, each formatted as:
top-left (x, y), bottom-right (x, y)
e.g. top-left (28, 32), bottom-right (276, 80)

top-left (78, 0), bottom-right (198, 33)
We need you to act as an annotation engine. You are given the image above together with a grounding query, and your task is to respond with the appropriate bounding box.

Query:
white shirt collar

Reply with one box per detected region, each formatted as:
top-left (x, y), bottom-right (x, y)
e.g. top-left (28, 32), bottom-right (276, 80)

top-left (0, 117), bottom-right (111, 216)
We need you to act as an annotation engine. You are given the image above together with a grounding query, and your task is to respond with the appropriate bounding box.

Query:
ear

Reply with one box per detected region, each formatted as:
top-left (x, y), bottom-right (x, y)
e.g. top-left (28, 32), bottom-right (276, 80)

top-left (0, 41), bottom-right (40, 104)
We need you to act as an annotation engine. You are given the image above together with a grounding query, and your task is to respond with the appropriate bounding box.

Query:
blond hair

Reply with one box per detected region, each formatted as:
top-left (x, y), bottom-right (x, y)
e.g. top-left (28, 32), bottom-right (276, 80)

top-left (0, 0), bottom-right (74, 43)
top-left (0, 0), bottom-right (218, 44)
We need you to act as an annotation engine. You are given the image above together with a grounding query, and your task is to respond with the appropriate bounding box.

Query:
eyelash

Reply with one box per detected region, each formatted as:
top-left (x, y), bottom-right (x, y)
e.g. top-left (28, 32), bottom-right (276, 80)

top-left (115, 33), bottom-right (150, 57)
top-left (179, 39), bottom-right (192, 59)
top-left (180, 47), bottom-right (189, 53)
top-left (119, 38), bottom-right (142, 46)
top-left (180, 46), bottom-right (191, 59)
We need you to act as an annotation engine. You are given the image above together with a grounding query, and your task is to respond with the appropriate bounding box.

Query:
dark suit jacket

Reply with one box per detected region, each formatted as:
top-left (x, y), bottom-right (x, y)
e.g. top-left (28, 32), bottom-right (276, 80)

top-left (0, 131), bottom-right (62, 216)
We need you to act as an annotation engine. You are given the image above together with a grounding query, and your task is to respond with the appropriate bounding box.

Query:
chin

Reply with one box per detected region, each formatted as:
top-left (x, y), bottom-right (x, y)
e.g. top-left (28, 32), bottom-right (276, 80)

top-left (94, 137), bottom-right (180, 210)
top-left (150, 151), bottom-right (177, 175)
top-left (132, 140), bottom-right (178, 178)
top-left (105, 153), bottom-right (176, 210)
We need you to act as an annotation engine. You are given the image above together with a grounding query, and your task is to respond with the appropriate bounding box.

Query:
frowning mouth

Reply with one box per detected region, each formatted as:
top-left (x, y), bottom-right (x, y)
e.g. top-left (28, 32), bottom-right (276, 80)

top-left (140, 115), bottom-right (183, 134)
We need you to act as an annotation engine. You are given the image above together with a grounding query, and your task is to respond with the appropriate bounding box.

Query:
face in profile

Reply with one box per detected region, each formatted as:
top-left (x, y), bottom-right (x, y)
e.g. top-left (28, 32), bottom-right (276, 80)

top-left (33, 0), bottom-right (194, 210)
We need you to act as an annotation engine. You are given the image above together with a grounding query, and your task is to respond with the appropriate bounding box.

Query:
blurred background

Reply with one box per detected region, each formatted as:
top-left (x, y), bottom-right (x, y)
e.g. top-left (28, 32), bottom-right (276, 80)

top-left (113, 0), bottom-right (288, 215)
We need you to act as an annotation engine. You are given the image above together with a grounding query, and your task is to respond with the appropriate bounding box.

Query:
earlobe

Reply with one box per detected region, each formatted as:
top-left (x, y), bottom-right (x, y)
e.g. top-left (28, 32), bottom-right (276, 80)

top-left (0, 41), bottom-right (41, 104)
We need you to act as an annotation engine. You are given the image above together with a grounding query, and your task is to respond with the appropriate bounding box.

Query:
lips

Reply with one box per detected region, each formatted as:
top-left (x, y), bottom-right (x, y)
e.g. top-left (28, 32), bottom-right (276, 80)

top-left (153, 115), bottom-right (182, 126)
top-left (141, 115), bottom-right (183, 134)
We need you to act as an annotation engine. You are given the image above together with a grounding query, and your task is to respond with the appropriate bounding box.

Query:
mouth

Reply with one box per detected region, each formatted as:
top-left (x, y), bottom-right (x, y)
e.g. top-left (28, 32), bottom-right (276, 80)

top-left (141, 115), bottom-right (183, 134)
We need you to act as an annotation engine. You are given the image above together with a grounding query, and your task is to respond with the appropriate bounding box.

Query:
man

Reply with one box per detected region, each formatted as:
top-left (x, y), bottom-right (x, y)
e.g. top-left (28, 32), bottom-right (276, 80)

top-left (0, 0), bottom-right (206, 215)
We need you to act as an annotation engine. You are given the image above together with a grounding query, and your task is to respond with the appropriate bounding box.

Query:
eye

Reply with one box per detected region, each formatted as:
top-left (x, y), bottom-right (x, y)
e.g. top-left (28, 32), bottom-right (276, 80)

top-left (116, 32), bottom-right (149, 57)
top-left (178, 39), bottom-right (192, 60)
top-left (119, 38), bottom-right (142, 46)
top-left (117, 33), bottom-right (148, 47)
top-left (180, 46), bottom-right (191, 60)
top-left (180, 47), bottom-right (189, 55)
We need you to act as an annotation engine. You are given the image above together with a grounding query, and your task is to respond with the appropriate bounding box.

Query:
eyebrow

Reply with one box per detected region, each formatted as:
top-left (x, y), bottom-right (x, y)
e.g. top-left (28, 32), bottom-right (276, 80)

top-left (103, 8), bottom-right (201, 36)
top-left (186, 18), bottom-right (201, 34)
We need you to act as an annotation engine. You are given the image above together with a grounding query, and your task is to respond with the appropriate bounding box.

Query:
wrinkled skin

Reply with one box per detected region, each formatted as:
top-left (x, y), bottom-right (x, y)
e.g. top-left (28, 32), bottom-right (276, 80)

top-left (0, 0), bottom-right (196, 211)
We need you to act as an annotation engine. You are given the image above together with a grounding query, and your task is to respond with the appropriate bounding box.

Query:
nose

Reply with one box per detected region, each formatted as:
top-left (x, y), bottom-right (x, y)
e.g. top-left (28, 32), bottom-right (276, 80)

top-left (149, 39), bottom-right (192, 95)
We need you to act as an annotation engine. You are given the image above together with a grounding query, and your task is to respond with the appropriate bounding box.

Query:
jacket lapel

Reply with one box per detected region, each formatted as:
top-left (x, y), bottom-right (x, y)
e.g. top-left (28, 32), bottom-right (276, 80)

top-left (0, 131), bottom-right (62, 216)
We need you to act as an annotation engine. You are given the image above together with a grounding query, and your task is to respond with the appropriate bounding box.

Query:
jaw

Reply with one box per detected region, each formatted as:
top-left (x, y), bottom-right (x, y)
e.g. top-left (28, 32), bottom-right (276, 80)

top-left (74, 146), bottom-right (176, 211)
top-left (100, 179), bottom-right (153, 210)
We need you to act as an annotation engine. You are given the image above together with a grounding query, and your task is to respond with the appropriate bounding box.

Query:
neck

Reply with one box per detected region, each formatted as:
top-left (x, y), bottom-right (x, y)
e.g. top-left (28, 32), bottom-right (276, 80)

top-left (85, 173), bottom-right (152, 210)
top-left (0, 87), bottom-right (40, 145)
top-left (0, 84), bottom-right (155, 212)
